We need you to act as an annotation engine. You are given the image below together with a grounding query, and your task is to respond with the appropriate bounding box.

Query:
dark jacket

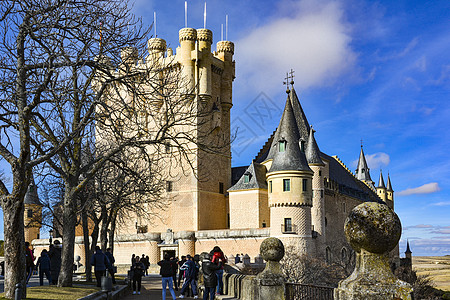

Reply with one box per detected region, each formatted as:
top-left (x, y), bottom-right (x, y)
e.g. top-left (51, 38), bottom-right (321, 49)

top-left (180, 259), bottom-right (198, 279)
top-left (201, 260), bottom-right (222, 288)
top-left (132, 261), bottom-right (145, 278)
top-left (36, 253), bottom-right (51, 271)
top-left (48, 245), bottom-right (62, 275)
top-left (158, 259), bottom-right (175, 277)
top-left (105, 252), bottom-right (115, 265)
top-left (90, 250), bottom-right (111, 271)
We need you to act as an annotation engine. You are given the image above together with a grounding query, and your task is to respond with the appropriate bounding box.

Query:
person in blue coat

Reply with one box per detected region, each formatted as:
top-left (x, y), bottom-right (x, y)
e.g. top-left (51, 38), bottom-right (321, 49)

top-left (36, 249), bottom-right (52, 286)
top-left (179, 255), bottom-right (199, 299)
top-left (90, 246), bottom-right (111, 287)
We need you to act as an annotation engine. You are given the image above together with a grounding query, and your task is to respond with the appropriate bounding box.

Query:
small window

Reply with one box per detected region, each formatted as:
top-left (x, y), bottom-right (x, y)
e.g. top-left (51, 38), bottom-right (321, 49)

top-left (283, 179), bottom-right (290, 192)
top-left (319, 170), bottom-right (322, 176)
top-left (269, 181), bottom-right (272, 193)
top-left (219, 182), bottom-right (224, 194)
top-left (243, 174), bottom-right (250, 183)
top-left (284, 218), bottom-right (292, 232)
top-left (262, 222), bottom-right (267, 228)
top-left (137, 225), bottom-right (148, 233)
top-left (321, 190), bottom-right (324, 198)
top-left (166, 181), bottom-right (173, 192)
top-left (326, 247), bottom-right (331, 264)
top-left (302, 179), bottom-right (307, 192)
top-left (279, 140), bottom-right (286, 152)
top-left (300, 140), bottom-right (305, 152)
top-left (27, 209), bottom-right (33, 218)
top-left (227, 213), bottom-right (230, 228)
top-left (325, 217), bottom-right (328, 227)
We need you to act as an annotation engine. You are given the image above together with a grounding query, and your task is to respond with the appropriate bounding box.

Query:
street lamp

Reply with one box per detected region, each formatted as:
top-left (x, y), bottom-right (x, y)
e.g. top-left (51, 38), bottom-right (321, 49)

top-left (49, 229), bottom-right (53, 245)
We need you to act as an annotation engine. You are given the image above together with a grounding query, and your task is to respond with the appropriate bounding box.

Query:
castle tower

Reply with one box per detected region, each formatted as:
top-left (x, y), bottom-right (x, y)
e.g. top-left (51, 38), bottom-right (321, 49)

top-left (405, 240), bottom-right (412, 261)
top-left (24, 182), bottom-right (43, 244)
top-left (386, 173), bottom-right (394, 204)
top-left (306, 126), bottom-right (326, 258)
top-left (355, 145), bottom-right (375, 188)
top-left (147, 37), bottom-right (167, 61)
top-left (266, 91), bottom-right (314, 255)
top-left (178, 28), bottom-right (197, 93)
top-left (197, 28), bottom-right (212, 102)
top-left (377, 170), bottom-right (387, 202)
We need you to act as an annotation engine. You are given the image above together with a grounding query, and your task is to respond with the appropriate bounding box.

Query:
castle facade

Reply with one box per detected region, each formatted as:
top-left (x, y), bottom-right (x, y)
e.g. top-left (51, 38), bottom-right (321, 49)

top-left (28, 25), bottom-right (397, 268)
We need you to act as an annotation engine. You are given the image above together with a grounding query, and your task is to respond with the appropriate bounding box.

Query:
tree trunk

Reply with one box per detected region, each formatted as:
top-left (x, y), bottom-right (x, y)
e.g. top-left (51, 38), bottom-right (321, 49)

top-left (108, 213), bottom-right (117, 253)
top-left (58, 185), bottom-right (77, 287)
top-left (81, 210), bottom-right (92, 282)
top-left (100, 206), bottom-right (108, 251)
top-left (2, 191), bottom-right (26, 299)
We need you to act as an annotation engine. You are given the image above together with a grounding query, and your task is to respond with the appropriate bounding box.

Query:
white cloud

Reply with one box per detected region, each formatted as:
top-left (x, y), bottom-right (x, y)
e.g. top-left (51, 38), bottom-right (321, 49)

top-left (431, 201), bottom-right (450, 207)
top-left (398, 182), bottom-right (441, 196)
top-left (236, 0), bottom-right (356, 93)
top-left (365, 152), bottom-right (390, 170)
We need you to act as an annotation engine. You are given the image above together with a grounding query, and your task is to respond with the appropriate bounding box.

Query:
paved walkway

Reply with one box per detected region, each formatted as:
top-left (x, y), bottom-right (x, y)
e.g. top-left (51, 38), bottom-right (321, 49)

top-left (121, 275), bottom-right (199, 300)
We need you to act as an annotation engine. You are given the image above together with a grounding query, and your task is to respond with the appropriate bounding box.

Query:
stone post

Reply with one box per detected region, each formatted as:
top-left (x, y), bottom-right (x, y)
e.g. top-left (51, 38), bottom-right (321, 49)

top-left (256, 237), bottom-right (286, 300)
top-left (334, 202), bottom-right (413, 300)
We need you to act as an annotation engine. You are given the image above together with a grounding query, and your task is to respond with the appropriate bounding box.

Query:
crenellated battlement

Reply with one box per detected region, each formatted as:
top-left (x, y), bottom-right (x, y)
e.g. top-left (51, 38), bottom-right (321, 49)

top-left (179, 27), bottom-right (197, 42)
top-left (217, 40), bottom-right (235, 54)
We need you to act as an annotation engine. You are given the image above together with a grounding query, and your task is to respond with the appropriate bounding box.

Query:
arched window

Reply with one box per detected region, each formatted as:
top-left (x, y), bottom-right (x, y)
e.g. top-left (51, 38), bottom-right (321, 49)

top-left (326, 247), bottom-right (331, 264)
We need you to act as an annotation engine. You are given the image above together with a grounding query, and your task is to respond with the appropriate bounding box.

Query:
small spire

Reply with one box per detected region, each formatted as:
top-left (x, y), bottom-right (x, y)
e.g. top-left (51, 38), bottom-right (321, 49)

top-left (377, 169), bottom-right (386, 188)
top-left (355, 144), bottom-right (373, 183)
top-left (405, 240), bottom-right (412, 254)
top-left (386, 173), bottom-right (393, 192)
top-left (306, 125), bottom-right (324, 166)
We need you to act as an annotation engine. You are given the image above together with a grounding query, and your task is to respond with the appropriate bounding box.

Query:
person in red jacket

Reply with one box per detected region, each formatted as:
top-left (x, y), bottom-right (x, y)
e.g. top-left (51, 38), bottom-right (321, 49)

top-left (210, 246), bottom-right (227, 295)
top-left (25, 242), bottom-right (35, 285)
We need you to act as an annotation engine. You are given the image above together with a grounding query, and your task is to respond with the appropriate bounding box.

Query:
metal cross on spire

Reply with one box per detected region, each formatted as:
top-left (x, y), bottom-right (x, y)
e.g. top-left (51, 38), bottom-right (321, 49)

top-left (283, 69), bottom-right (295, 93)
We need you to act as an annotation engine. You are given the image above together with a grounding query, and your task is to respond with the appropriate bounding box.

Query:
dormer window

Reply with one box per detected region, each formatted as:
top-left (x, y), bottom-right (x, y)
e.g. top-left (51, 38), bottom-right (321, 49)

top-left (279, 139), bottom-right (286, 152)
top-left (300, 139), bottom-right (306, 152)
top-left (244, 172), bottom-right (251, 183)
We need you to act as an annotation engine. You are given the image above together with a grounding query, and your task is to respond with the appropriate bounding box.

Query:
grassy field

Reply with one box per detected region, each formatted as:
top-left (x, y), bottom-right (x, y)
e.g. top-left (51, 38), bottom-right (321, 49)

top-left (0, 285), bottom-right (99, 300)
top-left (413, 256), bottom-right (450, 292)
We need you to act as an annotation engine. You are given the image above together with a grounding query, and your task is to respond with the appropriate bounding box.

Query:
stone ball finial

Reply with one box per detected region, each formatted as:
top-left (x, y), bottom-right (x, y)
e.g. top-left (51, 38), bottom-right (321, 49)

top-left (345, 202), bottom-right (401, 254)
top-left (260, 237), bottom-right (285, 262)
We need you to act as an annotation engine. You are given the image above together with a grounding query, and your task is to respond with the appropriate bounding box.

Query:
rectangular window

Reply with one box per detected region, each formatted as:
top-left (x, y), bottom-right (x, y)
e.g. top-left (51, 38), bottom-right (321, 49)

top-left (284, 218), bottom-right (292, 232)
top-left (321, 190), bottom-right (324, 198)
top-left (279, 141), bottom-right (286, 152)
top-left (269, 181), bottom-right (272, 193)
top-left (166, 181), bottom-right (173, 192)
top-left (283, 179), bottom-right (290, 192)
top-left (219, 182), bottom-right (224, 194)
top-left (244, 174), bottom-right (250, 183)
top-left (302, 179), bottom-right (307, 191)
top-left (319, 170), bottom-right (322, 176)
top-left (27, 209), bottom-right (33, 218)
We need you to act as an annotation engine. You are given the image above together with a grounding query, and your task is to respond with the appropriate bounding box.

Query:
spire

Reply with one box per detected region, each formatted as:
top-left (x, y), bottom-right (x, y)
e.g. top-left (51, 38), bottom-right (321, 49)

top-left (306, 126), bottom-right (324, 166)
top-left (405, 240), bottom-right (412, 254)
top-left (268, 96), bottom-right (311, 173)
top-left (386, 173), bottom-right (393, 192)
top-left (289, 88), bottom-right (310, 141)
top-left (377, 170), bottom-right (386, 188)
top-left (355, 145), bottom-right (373, 183)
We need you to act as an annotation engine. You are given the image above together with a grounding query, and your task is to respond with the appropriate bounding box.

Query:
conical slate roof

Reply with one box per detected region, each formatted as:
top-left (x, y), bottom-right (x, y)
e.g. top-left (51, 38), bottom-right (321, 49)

top-left (306, 126), bottom-right (324, 165)
top-left (405, 240), bottom-right (412, 254)
top-left (268, 96), bottom-right (312, 173)
top-left (24, 183), bottom-right (42, 206)
top-left (266, 87), bottom-right (310, 161)
top-left (355, 146), bottom-right (372, 182)
top-left (228, 161), bottom-right (267, 191)
top-left (377, 170), bottom-right (386, 188)
top-left (386, 174), bottom-right (393, 192)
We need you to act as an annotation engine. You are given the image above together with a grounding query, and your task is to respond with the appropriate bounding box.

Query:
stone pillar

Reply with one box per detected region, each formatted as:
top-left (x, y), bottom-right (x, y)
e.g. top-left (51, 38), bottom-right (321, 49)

top-left (256, 237), bottom-right (286, 300)
top-left (334, 202), bottom-right (413, 300)
top-left (148, 241), bottom-right (159, 265)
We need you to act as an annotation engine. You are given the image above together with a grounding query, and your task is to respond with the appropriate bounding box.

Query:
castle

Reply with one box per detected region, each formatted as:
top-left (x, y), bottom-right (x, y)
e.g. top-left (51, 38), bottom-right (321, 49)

top-left (27, 24), bottom-right (399, 268)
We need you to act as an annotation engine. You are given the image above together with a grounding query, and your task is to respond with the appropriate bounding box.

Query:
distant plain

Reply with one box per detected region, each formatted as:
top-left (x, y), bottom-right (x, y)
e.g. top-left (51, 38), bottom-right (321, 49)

top-left (413, 256), bottom-right (450, 292)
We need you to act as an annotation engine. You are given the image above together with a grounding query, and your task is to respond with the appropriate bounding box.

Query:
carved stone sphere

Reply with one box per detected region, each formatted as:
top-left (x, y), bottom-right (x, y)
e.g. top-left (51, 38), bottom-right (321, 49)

top-left (345, 202), bottom-right (401, 254)
top-left (260, 237), bottom-right (285, 262)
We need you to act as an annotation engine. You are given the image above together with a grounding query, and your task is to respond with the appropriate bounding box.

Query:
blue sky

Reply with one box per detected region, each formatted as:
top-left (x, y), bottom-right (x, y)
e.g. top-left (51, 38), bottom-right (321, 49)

top-left (1, 0), bottom-right (449, 256)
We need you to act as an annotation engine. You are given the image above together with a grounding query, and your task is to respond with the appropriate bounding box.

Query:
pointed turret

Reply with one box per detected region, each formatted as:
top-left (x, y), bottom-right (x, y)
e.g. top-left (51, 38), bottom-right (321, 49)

top-left (377, 170), bottom-right (387, 202)
top-left (306, 126), bottom-right (324, 166)
top-left (377, 170), bottom-right (386, 188)
top-left (386, 173), bottom-right (394, 203)
top-left (355, 145), bottom-right (374, 187)
top-left (405, 240), bottom-right (412, 255)
top-left (268, 95), bottom-right (311, 173)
